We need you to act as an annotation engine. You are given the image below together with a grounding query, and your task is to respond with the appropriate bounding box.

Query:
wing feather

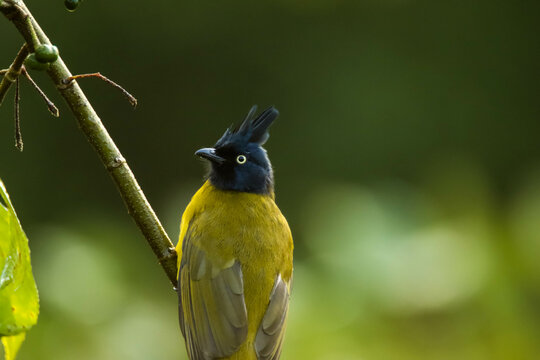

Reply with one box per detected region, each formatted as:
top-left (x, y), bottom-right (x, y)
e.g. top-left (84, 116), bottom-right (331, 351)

top-left (178, 223), bottom-right (248, 359)
top-left (255, 274), bottom-right (291, 360)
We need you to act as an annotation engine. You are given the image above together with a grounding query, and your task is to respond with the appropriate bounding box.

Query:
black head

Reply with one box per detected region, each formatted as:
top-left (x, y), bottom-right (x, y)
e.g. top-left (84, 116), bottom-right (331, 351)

top-left (195, 106), bottom-right (279, 195)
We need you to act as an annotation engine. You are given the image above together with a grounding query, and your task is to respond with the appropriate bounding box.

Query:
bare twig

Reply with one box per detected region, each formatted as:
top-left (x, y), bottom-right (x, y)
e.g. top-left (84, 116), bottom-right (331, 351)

top-left (64, 72), bottom-right (138, 108)
top-left (1, 0), bottom-right (177, 285)
top-left (22, 68), bottom-right (59, 117)
top-left (14, 76), bottom-right (23, 151)
top-left (0, 44), bottom-right (28, 106)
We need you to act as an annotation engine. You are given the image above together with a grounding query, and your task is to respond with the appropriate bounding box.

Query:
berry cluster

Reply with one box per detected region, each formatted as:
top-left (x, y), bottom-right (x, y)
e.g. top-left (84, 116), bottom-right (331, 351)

top-left (24, 44), bottom-right (59, 71)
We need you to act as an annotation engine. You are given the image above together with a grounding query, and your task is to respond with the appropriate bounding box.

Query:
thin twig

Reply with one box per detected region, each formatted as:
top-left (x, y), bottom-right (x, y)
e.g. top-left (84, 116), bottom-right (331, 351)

top-left (14, 77), bottom-right (23, 151)
top-left (0, 44), bottom-right (28, 106)
top-left (0, 69), bottom-right (8, 75)
top-left (22, 67), bottom-right (59, 117)
top-left (63, 72), bottom-right (138, 108)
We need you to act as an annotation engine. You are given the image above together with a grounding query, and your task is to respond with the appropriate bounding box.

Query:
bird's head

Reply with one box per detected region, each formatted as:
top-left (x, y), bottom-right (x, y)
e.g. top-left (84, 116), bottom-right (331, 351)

top-left (195, 106), bottom-right (279, 195)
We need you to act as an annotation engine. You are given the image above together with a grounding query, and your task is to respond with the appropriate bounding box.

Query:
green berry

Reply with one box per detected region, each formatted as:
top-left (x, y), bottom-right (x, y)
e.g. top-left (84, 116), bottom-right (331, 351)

top-left (24, 54), bottom-right (50, 71)
top-left (64, 0), bottom-right (79, 11)
top-left (34, 44), bottom-right (59, 63)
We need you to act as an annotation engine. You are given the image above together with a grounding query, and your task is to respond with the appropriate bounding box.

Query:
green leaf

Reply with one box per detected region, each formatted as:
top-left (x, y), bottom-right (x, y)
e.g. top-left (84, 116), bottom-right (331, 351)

top-left (1, 333), bottom-right (25, 360)
top-left (0, 178), bottom-right (39, 359)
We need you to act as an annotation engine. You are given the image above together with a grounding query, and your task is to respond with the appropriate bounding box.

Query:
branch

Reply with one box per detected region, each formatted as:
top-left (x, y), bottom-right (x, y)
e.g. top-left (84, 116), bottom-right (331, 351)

top-left (0, 0), bottom-right (178, 286)
top-left (14, 76), bottom-right (22, 150)
top-left (0, 43), bottom-right (28, 106)
top-left (22, 67), bottom-right (60, 117)
top-left (64, 72), bottom-right (138, 108)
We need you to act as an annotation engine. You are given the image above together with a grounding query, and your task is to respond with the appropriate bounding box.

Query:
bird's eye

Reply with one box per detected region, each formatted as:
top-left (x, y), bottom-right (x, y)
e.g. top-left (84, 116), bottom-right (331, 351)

top-left (236, 155), bottom-right (247, 164)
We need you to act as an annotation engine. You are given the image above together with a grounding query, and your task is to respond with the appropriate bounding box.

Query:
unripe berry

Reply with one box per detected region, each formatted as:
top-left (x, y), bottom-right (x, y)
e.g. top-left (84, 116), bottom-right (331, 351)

top-left (34, 44), bottom-right (59, 64)
top-left (64, 0), bottom-right (80, 11)
top-left (24, 54), bottom-right (50, 71)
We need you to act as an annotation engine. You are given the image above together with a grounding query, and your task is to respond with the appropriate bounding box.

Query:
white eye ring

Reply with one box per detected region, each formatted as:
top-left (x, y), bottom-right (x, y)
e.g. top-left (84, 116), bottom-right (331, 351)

top-left (236, 155), bottom-right (247, 164)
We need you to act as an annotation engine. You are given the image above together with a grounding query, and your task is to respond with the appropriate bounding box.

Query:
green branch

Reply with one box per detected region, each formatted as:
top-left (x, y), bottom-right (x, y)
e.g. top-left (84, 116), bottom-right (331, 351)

top-left (0, 0), bottom-right (178, 286)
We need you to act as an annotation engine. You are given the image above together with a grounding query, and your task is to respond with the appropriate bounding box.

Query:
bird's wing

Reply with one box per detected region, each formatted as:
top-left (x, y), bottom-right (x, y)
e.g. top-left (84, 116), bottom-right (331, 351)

top-left (255, 274), bottom-right (291, 360)
top-left (178, 223), bottom-right (248, 360)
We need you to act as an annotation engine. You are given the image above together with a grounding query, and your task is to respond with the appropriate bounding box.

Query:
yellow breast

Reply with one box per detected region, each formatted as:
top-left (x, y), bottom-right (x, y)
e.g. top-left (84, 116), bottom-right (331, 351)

top-left (176, 181), bottom-right (293, 359)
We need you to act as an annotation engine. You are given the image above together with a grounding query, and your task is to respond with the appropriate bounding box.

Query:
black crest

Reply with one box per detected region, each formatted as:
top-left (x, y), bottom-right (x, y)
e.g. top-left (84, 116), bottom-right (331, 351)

top-left (215, 106), bottom-right (279, 149)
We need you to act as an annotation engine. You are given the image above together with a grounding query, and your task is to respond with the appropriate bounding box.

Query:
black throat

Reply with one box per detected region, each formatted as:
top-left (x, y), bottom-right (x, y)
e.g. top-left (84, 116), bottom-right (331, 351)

top-left (208, 163), bottom-right (274, 195)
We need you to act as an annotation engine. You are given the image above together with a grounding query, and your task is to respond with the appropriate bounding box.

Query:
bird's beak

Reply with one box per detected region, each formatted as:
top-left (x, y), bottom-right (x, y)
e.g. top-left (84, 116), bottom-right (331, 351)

top-left (195, 148), bottom-right (226, 164)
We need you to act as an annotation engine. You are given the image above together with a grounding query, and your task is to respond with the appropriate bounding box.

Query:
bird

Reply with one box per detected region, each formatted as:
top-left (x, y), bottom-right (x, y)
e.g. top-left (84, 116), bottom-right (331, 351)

top-left (176, 106), bottom-right (294, 360)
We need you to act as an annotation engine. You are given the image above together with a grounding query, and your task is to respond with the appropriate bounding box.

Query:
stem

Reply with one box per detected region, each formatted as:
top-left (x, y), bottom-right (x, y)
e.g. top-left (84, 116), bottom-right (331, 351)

top-left (64, 72), bottom-right (137, 108)
top-left (22, 67), bottom-right (60, 117)
top-left (0, 43), bottom-right (28, 106)
top-left (14, 76), bottom-right (23, 151)
top-left (25, 14), bottom-right (39, 48)
top-left (1, 1), bottom-right (178, 285)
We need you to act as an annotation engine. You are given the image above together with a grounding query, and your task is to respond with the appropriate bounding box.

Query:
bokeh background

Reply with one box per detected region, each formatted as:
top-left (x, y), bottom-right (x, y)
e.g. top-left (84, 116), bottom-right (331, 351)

top-left (1, 0), bottom-right (540, 359)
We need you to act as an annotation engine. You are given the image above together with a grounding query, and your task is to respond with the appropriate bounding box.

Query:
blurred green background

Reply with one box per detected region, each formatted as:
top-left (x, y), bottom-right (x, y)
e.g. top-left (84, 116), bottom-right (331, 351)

top-left (1, 0), bottom-right (540, 359)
